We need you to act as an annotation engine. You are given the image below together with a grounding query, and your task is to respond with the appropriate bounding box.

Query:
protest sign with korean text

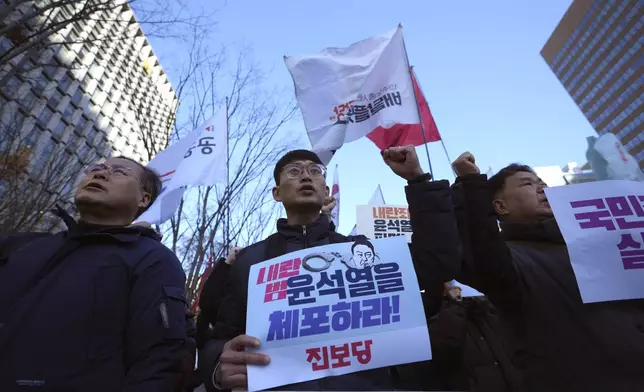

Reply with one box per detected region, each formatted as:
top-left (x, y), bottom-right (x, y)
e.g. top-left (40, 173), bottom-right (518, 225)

top-left (356, 205), bottom-right (412, 242)
top-left (245, 236), bottom-right (431, 391)
top-left (545, 180), bottom-right (644, 303)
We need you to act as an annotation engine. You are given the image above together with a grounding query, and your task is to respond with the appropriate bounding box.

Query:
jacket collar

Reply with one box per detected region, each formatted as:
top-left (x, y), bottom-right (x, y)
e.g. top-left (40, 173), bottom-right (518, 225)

top-left (52, 205), bottom-right (162, 243)
top-left (275, 213), bottom-right (331, 242)
top-left (500, 218), bottom-right (565, 244)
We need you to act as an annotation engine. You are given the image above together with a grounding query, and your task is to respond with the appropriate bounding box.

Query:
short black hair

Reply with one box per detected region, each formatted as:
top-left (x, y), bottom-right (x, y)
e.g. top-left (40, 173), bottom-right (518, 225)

top-left (488, 163), bottom-right (535, 197)
top-left (273, 149), bottom-right (324, 185)
top-left (115, 156), bottom-right (162, 217)
top-left (351, 238), bottom-right (375, 254)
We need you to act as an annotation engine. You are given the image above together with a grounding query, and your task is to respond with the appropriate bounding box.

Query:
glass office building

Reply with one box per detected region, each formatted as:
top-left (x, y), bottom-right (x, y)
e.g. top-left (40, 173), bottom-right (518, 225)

top-left (541, 0), bottom-right (643, 168)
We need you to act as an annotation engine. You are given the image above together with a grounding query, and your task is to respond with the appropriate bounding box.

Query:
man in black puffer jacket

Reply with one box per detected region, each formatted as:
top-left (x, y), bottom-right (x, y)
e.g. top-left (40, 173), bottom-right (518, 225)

top-left (450, 152), bottom-right (644, 392)
top-left (200, 146), bottom-right (461, 391)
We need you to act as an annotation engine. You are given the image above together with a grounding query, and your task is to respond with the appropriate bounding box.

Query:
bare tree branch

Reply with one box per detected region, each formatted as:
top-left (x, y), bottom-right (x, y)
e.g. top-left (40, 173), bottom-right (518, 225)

top-left (135, 38), bottom-right (299, 303)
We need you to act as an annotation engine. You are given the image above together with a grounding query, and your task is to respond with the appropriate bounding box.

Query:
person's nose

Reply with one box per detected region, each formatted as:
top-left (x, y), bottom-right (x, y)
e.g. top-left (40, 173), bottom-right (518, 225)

top-left (92, 171), bottom-right (109, 181)
top-left (299, 171), bottom-right (313, 182)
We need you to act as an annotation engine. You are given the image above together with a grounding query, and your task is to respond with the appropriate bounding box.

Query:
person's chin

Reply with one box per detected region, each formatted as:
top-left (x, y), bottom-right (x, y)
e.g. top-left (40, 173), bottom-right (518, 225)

top-left (291, 196), bottom-right (323, 210)
top-left (75, 190), bottom-right (105, 205)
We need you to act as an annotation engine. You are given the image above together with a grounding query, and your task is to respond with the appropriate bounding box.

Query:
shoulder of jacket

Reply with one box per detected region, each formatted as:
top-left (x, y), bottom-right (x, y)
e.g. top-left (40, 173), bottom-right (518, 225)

top-left (232, 237), bottom-right (272, 266)
top-left (130, 239), bottom-right (183, 273)
top-left (1, 232), bottom-right (61, 258)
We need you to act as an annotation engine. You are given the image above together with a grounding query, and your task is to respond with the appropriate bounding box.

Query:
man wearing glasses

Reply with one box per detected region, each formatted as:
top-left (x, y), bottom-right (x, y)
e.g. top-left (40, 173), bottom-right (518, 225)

top-left (200, 147), bottom-right (461, 391)
top-left (0, 157), bottom-right (187, 392)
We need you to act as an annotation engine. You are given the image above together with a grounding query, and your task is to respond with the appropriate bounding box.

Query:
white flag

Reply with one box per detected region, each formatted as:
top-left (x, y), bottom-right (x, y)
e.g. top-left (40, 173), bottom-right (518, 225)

top-left (349, 185), bottom-right (386, 235)
top-left (592, 133), bottom-right (644, 181)
top-left (369, 184), bottom-right (386, 205)
top-left (486, 166), bottom-right (494, 178)
top-left (137, 108), bottom-right (228, 224)
top-left (330, 165), bottom-right (340, 227)
top-left (285, 25), bottom-right (419, 164)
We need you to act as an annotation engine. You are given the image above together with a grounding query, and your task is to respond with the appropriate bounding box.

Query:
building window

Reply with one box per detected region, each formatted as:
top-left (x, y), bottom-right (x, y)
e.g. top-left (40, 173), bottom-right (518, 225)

top-left (4, 76), bottom-right (21, 99)
top-left (47, 90), bottom-right (63, 110)
top-left (34, 141), bottom-right (54, 168)
top-left (52, 120), bottom-right (66, 139)
top-left (66, 132), bottom-right (79, 152)
top-left (38, 106), bottom-right (54, 126)
top-left (71, 88), bottom-right (83, 106)
top-left (58, 72), bottom-right (72, 92)
top-left (62, 105), bottom-right (74, 120)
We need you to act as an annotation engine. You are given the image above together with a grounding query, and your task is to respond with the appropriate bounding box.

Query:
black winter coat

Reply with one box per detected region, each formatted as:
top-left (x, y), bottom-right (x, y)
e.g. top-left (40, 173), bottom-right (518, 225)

top-left (196, 258), bottom-right (231, 349)
top-left (199, 180), bottom-right (461, 391)
top-left (0, 210), bottom-right (187, 392)
top-left (455, 174), bottom-right (644, 392)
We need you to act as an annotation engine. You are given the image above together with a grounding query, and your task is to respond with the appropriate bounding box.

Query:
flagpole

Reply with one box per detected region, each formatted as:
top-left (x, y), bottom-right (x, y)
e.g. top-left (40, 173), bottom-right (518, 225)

top-left (225, 97), bottom-right (230, 254)
top-left (400, 25), bottom-right (434, 179)
top-left (440, 139), bottom-right (453, 168)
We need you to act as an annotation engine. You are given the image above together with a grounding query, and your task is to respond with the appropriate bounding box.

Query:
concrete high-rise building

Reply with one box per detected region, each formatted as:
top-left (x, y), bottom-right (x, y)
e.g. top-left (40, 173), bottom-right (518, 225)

top-left (541, 0), bottom-right (643, 167)
top-left (0, 1), bottom-right (177, 230)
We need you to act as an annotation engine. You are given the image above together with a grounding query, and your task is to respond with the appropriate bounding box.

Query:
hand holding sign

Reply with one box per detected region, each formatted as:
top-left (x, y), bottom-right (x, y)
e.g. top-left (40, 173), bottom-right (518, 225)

top-left (216, 335), bottom-right (271, 389)
top-left (381, 145), bottom-right (424, 181)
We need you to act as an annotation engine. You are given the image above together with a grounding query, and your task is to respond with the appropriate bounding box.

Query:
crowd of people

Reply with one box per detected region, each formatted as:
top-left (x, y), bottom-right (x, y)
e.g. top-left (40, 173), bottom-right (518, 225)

top-left (0, 145), bottom-right (642, 392)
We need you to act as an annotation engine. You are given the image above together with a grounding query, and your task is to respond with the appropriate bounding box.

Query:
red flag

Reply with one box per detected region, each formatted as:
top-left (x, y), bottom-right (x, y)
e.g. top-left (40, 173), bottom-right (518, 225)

top-left (367, 66), bottom-right (440, 150)
top-left (191, 253), bottom-right (215, 312)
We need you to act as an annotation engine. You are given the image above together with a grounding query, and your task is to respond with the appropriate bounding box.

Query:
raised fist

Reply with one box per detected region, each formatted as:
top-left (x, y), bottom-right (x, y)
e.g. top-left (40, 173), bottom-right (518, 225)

top-left (382, 145), bottom-right (424, 181)
top-left (452, 152), bottom-right (481, 177)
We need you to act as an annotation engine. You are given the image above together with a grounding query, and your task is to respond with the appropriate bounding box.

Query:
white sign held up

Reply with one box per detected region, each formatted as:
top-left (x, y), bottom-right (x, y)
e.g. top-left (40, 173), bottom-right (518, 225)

top-left (545, 180), bottom-right (644, 303)
top-left (245, 236), bottom-right (431, 391)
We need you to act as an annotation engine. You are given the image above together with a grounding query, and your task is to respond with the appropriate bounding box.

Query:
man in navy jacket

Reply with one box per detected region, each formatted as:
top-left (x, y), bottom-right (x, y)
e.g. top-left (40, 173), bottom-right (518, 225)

top-left (0, 157), bottom-right (187, 392)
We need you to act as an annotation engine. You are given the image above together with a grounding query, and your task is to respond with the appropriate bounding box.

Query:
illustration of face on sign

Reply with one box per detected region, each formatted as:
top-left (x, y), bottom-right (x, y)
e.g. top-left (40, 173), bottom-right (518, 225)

top-left (301, 238), bottom-right (380, 273)
top-left (349, 239), bottom-right (378, 268)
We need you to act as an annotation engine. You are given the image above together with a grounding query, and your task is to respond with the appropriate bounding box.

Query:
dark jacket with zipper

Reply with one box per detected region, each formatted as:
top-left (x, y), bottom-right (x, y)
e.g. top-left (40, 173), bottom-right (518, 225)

top-left (199, 179), bottom-right (461, 391)
top-left (455, 174), bottom-right (644, 392)
top-left (0, 208), bottom-right (187, 392)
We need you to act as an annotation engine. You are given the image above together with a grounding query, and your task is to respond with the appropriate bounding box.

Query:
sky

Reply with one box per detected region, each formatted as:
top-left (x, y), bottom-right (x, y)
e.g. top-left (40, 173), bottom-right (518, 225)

top-left (150, 0), bottom-right (598, 235)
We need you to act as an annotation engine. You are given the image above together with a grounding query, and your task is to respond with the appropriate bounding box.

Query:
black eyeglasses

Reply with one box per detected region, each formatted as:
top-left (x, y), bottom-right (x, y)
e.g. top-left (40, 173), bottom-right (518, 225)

top-left (283, 163), bottom-right (326, 179)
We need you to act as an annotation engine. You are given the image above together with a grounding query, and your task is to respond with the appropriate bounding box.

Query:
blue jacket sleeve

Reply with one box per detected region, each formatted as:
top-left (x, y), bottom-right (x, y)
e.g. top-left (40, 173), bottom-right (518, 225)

top-left (123, 244), bottom-right (187, 392)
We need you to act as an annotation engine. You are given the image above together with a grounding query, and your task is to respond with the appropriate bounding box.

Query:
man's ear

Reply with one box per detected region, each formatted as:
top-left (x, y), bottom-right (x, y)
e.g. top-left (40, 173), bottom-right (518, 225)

top-left (272, 186), bottom-right (282, 202)
top-left (492, 198), bottom-right (509, 217)
top-left (138, 192), bottom-right (152, 210)
top-left (325, 185), bottom-right (330, 197)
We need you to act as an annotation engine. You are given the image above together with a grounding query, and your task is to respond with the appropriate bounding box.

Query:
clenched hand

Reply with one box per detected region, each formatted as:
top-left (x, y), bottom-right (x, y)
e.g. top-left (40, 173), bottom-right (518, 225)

top-left (382, 145), bottom-right (425, 181)
top-left (452, 152), bottom-right (481, 177)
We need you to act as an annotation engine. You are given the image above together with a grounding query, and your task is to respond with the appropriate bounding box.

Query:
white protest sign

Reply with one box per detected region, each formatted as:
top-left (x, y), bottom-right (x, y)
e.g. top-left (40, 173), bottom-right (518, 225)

top-left (355, 205), bottom-right (412, 242)
top-left (245, 235), bottom-right (431, 391)
top-left (545, 180), bottom-right (644, 303)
